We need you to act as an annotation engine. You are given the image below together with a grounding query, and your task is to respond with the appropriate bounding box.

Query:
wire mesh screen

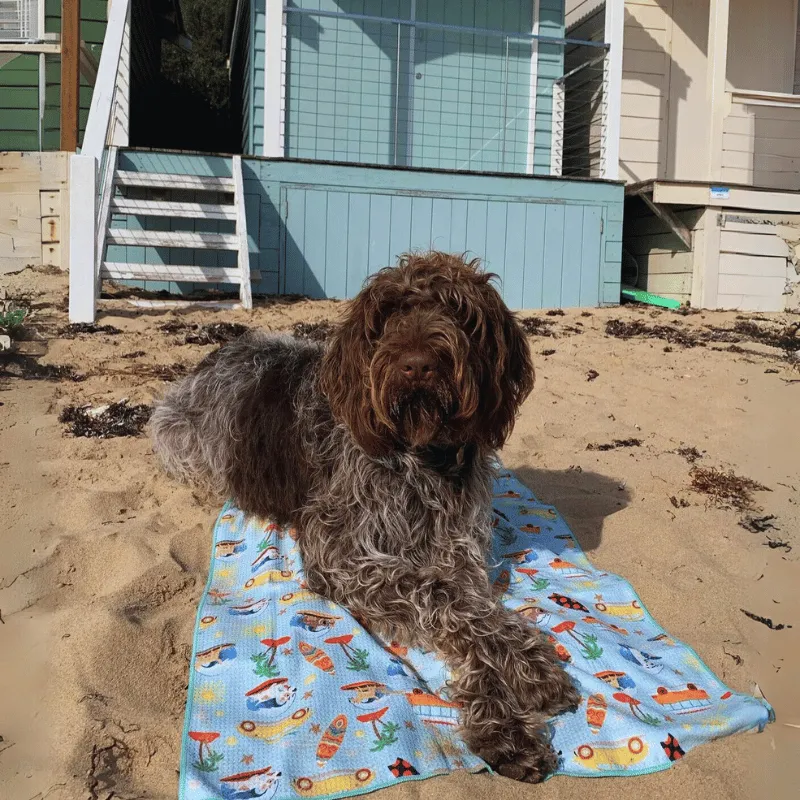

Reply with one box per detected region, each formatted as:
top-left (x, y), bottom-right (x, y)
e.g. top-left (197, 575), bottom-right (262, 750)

top-left (0, 0), bottom-right (38, 40)
top-left (554, 42), bottom-right (608, 178)
top-left (283, 7), bottom-right (600, 175)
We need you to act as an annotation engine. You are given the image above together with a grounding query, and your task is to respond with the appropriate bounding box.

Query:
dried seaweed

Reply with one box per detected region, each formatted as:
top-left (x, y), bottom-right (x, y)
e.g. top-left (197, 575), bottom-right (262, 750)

top-left (545, 309), bottom-right (565, 317)
top-left (689, 466), bottom-right (770, 511)
top-left (519, 317), bottom-right (556, 337)
top-left (60, 401), bottom-right (152, 438)
top-left (292, 321), bottom-right (335, 342)
top-left (739, 515), bottom-right (779, 534)
top-left (541, 349), bottom-right (556, 357)
top-left (586, 369), bottom-right (600, 381)
top-left (0, 353), bottom-right (84, 382)
top-left (60, 323), bottom-right (122, 338)
top-left (159, 321), bottom-right (252, 345)
top-left (740, 609), bottom-right (792, 630)
top-left (676, 446), bottom-right (703, 464)
top-left (605, 319), bottom-right (703, 348)
top-left (586, 438), bottom-right (642, 452)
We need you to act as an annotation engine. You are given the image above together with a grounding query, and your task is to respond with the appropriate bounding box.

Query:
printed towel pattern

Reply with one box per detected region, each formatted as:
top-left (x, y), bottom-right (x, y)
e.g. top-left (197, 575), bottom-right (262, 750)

top-left (181, 470), bottom-right (772, 800)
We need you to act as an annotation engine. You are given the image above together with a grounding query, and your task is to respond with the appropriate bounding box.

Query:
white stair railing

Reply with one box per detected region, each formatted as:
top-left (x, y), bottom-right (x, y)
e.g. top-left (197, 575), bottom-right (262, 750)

top-left (69, 0), bottom-right (130, 322)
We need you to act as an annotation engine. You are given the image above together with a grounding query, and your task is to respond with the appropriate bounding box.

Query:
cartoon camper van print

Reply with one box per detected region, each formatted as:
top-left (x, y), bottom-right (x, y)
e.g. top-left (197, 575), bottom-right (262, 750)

top-left (245, 677), bottom-right (297, 712)
top-left (291, 609), bottom-right (342, 634)
top-left (219, 766), bottom-right (281, 800)
top-left (341, 680), bottom-right (388, 706)
top-left (195, 643), bottom-right (238, 674)
top-left (292, 768), bottom-right (374, 798)
top-left (574, 736), bottom-right (649, 771)
top-left (652, 684), bottom-right (712, 714)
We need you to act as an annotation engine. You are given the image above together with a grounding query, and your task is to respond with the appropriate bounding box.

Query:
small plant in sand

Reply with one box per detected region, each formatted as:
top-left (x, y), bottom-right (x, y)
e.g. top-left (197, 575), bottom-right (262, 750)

top-left (252, 636), bottom-right (291, 677)
top-left (188, 731), bottom-right (224, 772)
top-left (357, 707), bottom-right (399, 752)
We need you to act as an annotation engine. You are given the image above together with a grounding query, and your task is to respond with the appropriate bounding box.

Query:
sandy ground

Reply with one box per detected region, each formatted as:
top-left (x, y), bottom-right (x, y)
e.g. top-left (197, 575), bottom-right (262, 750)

top-left (0, 267), bottom-right (798, 800)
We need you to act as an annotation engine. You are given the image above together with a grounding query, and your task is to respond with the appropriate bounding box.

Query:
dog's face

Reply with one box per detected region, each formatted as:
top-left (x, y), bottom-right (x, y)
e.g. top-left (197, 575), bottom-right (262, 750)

top-left (321, 252), bottom-right (534, 457)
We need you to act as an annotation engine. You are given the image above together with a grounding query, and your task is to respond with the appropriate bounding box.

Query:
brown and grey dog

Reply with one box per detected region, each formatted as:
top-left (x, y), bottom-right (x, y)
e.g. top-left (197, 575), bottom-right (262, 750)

top-left (150, 252), bottom-right (580, 782)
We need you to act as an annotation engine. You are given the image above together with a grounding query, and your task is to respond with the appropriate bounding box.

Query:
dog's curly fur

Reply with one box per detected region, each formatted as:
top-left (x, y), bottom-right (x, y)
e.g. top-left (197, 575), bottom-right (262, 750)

top-left (150, 252), bottom-right (580, 781)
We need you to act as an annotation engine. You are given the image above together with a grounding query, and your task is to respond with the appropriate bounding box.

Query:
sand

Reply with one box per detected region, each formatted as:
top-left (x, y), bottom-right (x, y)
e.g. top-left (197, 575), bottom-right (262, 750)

top-left (0, 267), bottom-right (797, 800)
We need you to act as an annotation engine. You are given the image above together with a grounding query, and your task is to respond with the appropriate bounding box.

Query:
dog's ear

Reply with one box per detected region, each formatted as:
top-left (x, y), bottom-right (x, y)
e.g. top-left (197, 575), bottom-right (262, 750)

top-left (320, 292), bottom-right (393, 458)
top-left (474, 279), bottom-right (535, 448)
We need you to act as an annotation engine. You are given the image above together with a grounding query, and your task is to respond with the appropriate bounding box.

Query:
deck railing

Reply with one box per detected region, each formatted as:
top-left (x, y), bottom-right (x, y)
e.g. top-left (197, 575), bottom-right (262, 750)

top-left (68, 0), bottom-right (130, 322)
top-left (282, 5), bottom-right (609, 177)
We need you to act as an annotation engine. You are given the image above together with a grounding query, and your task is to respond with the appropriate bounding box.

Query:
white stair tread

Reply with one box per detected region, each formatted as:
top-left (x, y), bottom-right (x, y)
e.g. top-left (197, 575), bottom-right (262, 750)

top-left (106, 228), bottom-right (239, 250)
top-left (115, 171), bottom-right (235, 191)
top-left (110, 198), bottom-right (236, 221)
top-left (101, 262), bottom-right (260, 283)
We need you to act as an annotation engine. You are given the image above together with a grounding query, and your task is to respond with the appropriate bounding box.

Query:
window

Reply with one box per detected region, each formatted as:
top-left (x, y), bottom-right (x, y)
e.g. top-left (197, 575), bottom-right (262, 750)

top-left (0, 0), bottom-right (39, 41)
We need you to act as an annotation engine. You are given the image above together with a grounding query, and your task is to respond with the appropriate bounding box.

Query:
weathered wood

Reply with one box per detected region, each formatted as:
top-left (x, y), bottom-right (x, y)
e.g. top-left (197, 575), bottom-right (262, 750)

top-left (114, 171), bottom-right (234, 191)
top-left (110, 198), bottom-right (236, 220)
top-left (101, 263), bottom-right (261, 283)
top-left (232, 155), bottom-right (253, 309)
top-left (106, 229), bottom-right (239, 249)
top-left (60, 0), bottom-right (81, 151)
top-left (635, 189), bottom-right (692, 251)
top-left (68, 154), bottom-right (97, 322)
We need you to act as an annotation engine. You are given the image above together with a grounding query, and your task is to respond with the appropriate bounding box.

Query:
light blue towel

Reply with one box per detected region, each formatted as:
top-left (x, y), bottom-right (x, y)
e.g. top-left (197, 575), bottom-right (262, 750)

top-left (181, 470), bottom-right (772, 800)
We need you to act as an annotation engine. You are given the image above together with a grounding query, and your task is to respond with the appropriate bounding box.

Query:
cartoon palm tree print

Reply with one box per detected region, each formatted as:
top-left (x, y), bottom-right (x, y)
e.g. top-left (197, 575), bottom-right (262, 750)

top-left (188, 731), bottom-right (224, 772)
top-left (251, 636), bottom-right (291, 678)
top-left (356, 707), bottom-right (400, 752)
top-left (551, 621), bottom-right (603, 660)
top-left (325, 634), bottom-right (370, 671)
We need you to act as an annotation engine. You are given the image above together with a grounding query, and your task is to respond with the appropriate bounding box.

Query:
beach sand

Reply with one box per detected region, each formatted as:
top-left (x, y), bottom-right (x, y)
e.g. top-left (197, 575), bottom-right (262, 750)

top-left (0, 268), bottom-right (797, 800)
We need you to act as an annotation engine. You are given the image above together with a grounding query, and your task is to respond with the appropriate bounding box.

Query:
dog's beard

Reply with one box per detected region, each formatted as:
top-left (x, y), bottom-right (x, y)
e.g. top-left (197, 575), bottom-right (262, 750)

top-left (392, 386), bottom-right (452, 449)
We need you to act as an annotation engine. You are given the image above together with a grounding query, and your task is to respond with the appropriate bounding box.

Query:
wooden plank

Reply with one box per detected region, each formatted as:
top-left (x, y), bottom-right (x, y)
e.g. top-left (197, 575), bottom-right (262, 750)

top-left (60, 0), bottom-right (81, 151)
top-left (642, 272), bottom-right (693, 294)
top-left (717, 272), bottom-right (786, 297)
top-left (635, 190), bottom-right (692, 250)
top-left (603, 0), bottom-right (624, 179)
top-left (719, 231), bottom-right (791, 258)
top-left (718, 252), bottom-right (788, 277)
top-left (716, 293), bottom-right (784, 312)
top-left (106, 229), bottom-right (239, 249)
top-left (95, 146), bottom-right (117, 279)
top-left (115, 171), bottom-right (234, 191)
top-left (101, 263), bottom-right (261, 282)
top-left (724, 114), bottom-right (800, 139)
top-left (68, 154), bottom-right (97, 322)
top-left (41, 215), bottom-right (60, 244)
top-left (620, 116), bottom-right (662, 142)
top-left (232, 155), bottom-right (253, 309)
top-left (637, 251), bottom-right (694, 275)
top-left (541, 204), bottom-right (565, 307)
top-left (110, 198), bottom-right (236, 221)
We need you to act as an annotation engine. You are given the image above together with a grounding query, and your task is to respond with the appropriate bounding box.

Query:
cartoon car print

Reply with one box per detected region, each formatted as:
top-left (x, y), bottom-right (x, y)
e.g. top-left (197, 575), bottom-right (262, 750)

top-left (341, 680), bottom-right (388, 706)
top-left (503, 548), bottom-right (536, 564)
top-left (239, 708), bottom-right (311, 743)
top-left (216, 539), bottom-right (247, 559)
top-left (549, 557), bottom-right (591, 579)
top-left (291, 609), bottom-right (341, 633)
top-left (195, 643), bottom-right (237, 673)
top-left (593, 599), bottom-right (644, 621)
top-left (251, 546), bottom-right (282, 574)
top-left (279, 590), bottom-right (317, 606)
top-left (594, 670), bottom-right (636, 690)
top-left (652, 684), bottom-right (711, 714)
top-left (228, 598), bottom-right (269, 616)
top-left (219, 766), bottom-right (281, 800)
top-left (520, 506), bottom-right (557, 521)
top-left (245, 677), bottom-right (297, 712)
top-left (405, 688), bottom-right (461, 726)
top-left (292, 768), bottom-right (374, 797)
top-left (574, 736), bottom-right (648, 771)
top-left (244, 569), bottom-right (294, 589)
top-left (582, 616), bottom-right (629, 636)
top-left (515, 602), bottom-right (551, 626)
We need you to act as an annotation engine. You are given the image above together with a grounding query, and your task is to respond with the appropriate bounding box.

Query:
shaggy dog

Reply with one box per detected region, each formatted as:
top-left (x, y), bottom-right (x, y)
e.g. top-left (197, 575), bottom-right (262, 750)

top-left (151, 252), bottom-right (580, 782)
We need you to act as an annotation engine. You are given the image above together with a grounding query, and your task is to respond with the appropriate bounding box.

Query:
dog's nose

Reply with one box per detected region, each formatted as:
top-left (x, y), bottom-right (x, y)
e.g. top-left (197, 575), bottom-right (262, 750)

top-left (399, 352), bottom-right (437, 382)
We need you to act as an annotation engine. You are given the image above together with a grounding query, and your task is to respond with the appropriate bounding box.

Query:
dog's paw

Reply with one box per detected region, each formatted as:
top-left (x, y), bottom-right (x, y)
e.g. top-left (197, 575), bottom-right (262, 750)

top-left (492, 745), bottom-right (559, 783)
top-left (466, 726), bottom-right (558, 784)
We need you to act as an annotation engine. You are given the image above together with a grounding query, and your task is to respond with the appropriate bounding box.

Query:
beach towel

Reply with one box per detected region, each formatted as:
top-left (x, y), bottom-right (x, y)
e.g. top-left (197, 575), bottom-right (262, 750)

top-left (181, 470), bottom-right (772, 800)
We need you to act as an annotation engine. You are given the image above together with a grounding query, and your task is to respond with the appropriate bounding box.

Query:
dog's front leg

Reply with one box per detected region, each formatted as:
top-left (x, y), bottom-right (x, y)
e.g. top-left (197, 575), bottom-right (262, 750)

top-left (420, 572), bottom-right (581, 783)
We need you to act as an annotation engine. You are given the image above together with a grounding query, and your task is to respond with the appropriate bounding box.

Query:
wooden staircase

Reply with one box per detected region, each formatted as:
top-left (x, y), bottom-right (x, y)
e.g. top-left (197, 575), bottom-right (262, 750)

top-left (95, 148), bottom-right (254, 310)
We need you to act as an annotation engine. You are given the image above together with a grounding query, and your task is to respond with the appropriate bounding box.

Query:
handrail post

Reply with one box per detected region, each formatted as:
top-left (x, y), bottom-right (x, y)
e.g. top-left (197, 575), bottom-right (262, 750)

top-left (601, 0), bottom-right (623, 180)
top-left (68, 154), bottom-right (98, 323)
